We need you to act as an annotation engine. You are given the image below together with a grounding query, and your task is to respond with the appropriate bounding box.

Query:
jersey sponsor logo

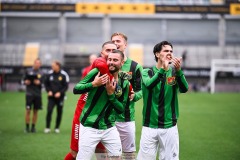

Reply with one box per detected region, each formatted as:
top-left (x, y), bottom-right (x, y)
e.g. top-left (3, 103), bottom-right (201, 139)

top-left (58, 76), bottom-right (62, 81)
top-left (167, 76), bottom-right (176, 86)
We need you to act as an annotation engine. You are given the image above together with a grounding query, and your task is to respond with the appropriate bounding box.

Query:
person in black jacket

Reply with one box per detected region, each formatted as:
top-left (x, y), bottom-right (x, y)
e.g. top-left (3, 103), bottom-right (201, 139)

top-left (23, 58), bottom-right (44, 133)
top-left (44, 61), bottom-right (69, 133)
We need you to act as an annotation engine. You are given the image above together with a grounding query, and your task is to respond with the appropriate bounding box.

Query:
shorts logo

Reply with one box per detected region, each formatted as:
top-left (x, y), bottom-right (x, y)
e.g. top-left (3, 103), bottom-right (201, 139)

top-left (173, 152), bottom-right (177, 158)
top-left (167, 76), bottom-right (176, 86)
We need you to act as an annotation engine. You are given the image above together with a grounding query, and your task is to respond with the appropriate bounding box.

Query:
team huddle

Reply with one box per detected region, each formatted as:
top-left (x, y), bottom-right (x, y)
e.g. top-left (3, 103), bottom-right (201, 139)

top-left (24, 32), bottom-right (189, 160)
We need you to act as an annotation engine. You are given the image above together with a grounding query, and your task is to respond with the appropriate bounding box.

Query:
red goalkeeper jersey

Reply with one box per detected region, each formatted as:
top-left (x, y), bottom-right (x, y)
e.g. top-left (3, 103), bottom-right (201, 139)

top-left (76, 57), bottom-right (113, 115)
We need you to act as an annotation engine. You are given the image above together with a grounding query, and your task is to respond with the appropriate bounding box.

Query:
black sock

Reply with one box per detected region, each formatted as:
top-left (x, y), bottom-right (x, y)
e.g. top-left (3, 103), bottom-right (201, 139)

top-left (31, 124), bottom-right (35, 129)
top-left (26, 124), bottom-right (29, 130)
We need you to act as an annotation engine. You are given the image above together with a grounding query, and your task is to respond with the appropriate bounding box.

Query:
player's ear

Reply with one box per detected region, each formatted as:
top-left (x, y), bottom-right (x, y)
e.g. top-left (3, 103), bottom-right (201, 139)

top-left (124, 41), bottom-right (128, 48)
top-left (120, 60), bottom-right (124, 66)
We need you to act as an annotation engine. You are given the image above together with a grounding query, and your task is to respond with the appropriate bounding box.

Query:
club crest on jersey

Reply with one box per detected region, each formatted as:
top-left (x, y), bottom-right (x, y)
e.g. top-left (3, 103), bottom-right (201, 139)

top-left (119, 71), bottom-right (132, 80)
top-left (37, 74), bottom-right (41, 79)
top-left (127, 72), bottom-right (132, 80)
top-left (115, 85), bottom-right (122, 98)
top-left (167, 76), bottom-right (176, 86)
top-left (58, 76), bottom-right (62, 81)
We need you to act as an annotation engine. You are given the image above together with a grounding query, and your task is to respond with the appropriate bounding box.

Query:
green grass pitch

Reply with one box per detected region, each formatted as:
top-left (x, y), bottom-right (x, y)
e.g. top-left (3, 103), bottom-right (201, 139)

top-left (0, 91), bottom-right (240, 160)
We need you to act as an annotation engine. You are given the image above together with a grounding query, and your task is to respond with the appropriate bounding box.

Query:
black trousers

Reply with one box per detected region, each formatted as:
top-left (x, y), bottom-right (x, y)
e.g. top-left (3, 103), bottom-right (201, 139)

top-left (46, 97), bottom-right (64, 129)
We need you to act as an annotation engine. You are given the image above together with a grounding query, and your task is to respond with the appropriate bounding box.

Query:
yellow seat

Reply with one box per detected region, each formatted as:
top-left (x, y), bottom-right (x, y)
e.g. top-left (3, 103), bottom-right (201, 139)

top-left (129, 44), bottom-right (143, 66)
top-left (23, 43), bottom-right (40, 66)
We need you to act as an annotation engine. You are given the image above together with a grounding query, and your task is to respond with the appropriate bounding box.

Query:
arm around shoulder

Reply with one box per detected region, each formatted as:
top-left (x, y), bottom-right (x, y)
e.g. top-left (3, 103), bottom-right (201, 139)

top-left (73, 68), bottom-right (98, 94)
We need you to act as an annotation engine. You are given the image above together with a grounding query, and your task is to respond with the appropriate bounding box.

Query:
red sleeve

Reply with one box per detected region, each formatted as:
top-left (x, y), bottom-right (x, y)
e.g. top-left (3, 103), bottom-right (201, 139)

top-left (81, 66), bottom-right (92, 79)
top-left (128, 83), bottom-right (133, 96)
top-left (91, 57), bottom-right (113, 80)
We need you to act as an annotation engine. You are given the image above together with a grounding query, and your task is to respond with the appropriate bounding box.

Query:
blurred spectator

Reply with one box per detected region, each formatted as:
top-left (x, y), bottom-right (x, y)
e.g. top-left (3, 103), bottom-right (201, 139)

top-left (0, 75), bottom-right (2, 92)
top-left (23, 58), bottom-right (44, 133)
top-left (192, 82), bottom-right (199, 92)
top-left (181, 50), bottom-right (187, 68)
top-left (81, 54), bottom-right (98, 79)
top-left (44, 61), bottom-right (69, 134)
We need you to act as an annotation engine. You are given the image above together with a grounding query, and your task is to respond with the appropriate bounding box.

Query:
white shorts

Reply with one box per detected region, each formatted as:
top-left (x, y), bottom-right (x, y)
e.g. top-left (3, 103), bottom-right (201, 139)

top-left (137, 125), bottom-right (179, 160)
top-left (76, 124), bottom-right (122, 160)
top-left (115, 121), bottom-right (136, 152)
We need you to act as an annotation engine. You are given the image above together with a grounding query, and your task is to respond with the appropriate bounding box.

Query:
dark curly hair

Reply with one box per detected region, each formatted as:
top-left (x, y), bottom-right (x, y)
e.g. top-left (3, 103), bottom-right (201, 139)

top-left (153, 41), bottom-right (173, 62)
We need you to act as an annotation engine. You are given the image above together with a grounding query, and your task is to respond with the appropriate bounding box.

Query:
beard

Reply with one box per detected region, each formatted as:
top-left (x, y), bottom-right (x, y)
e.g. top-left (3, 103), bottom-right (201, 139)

top-left (109, 65), bottom-right (120, 74)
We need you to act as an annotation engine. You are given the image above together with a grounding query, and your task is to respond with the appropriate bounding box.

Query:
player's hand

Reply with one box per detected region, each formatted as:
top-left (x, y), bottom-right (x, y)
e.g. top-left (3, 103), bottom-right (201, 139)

top-left (25, 80), bottom-right (31, 85)
top-left (48, 91), bottom-right (53, 97)
top-left (172, 57), bottom-right (182, 71)
top-left (92, 72), bottom-right (108, 87)
top-left (33, 79), bottom-right (40, 85)
top-left (106, 78), bottom-right (116, 95)
top-left (129, 90), bottom-right (135, 101)
top-left (54, 92), bottom-right (61, 98)
top-left (160, 53), bottom-right (172, 70)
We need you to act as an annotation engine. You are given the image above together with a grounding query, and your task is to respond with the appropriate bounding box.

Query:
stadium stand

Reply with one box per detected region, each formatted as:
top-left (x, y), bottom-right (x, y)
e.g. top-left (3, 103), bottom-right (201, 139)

top-left (0, 0), bottom-right (239, 92)
top-left (23, 43), bottom-right (39, 66)
top-left (0, 0), bottom-right (228, 5)
top-left (1, 0), bottom-right (204, 4)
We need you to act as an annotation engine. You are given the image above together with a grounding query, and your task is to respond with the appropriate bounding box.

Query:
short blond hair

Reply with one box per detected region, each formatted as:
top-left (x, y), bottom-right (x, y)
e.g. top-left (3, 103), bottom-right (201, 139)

top-left (111, 32), bottom-right (128, 42)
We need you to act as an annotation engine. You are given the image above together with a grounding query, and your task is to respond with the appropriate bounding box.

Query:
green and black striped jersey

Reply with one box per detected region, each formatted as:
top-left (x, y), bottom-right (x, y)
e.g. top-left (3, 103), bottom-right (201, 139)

top-left (141, 66), bottom-right (188, 129)
top-left (73, 68), bottom-right (131, 130)
top-left (116, 57), bottom-right (143, 122)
